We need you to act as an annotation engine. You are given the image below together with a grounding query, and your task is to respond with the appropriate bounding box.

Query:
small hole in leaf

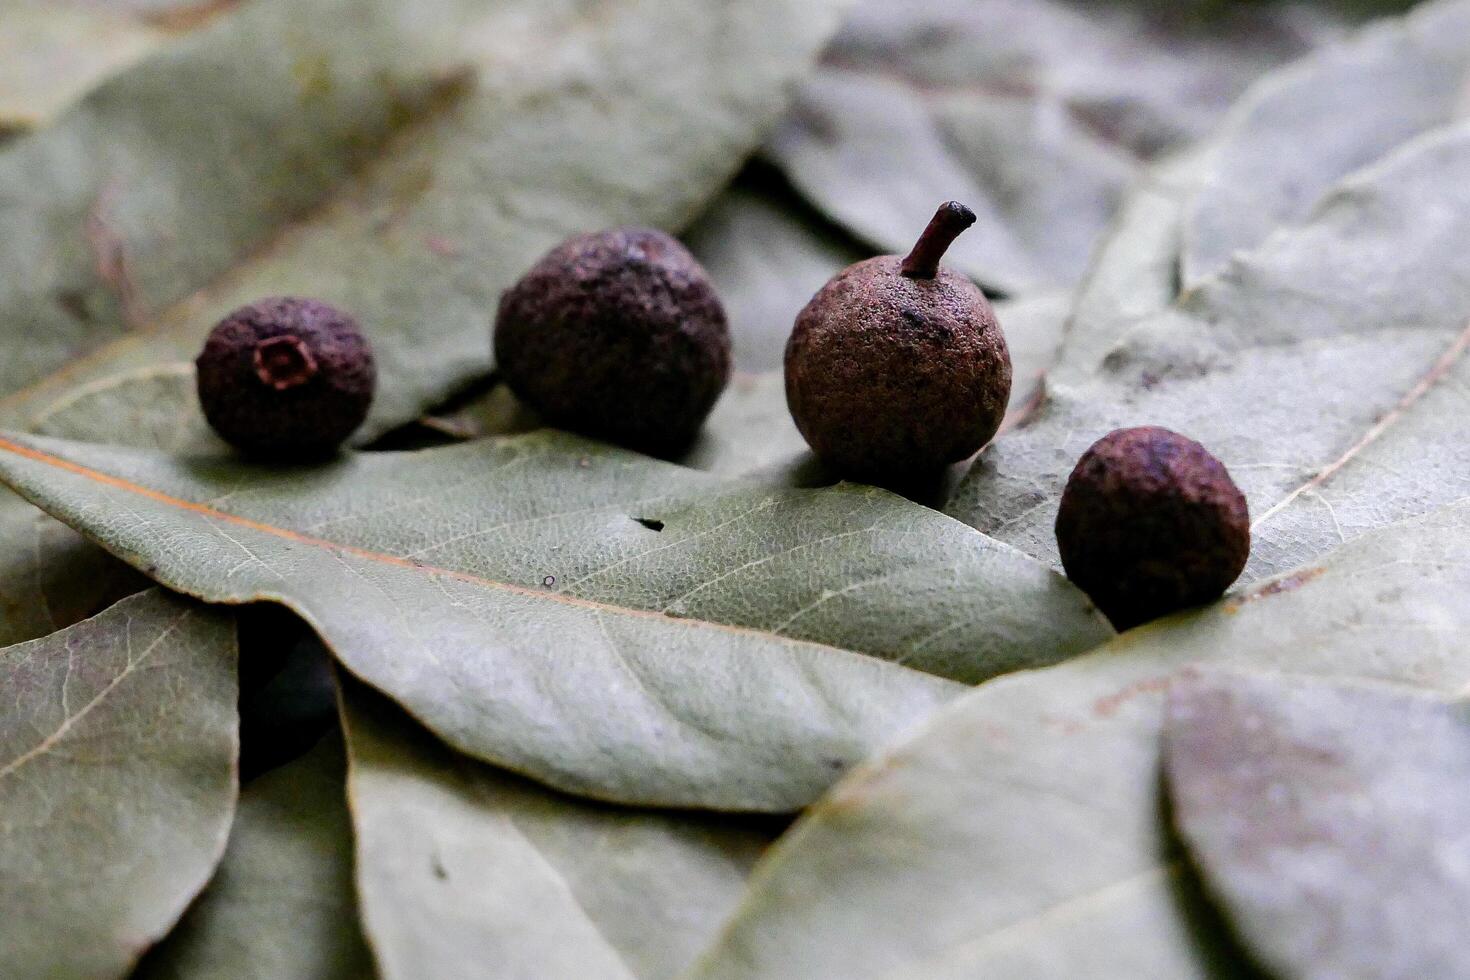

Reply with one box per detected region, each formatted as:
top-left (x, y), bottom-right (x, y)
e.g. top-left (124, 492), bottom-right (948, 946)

top-left (55, 289), bottom-right (94, 323)
top-left (633, 517), bottom-right (664, 532)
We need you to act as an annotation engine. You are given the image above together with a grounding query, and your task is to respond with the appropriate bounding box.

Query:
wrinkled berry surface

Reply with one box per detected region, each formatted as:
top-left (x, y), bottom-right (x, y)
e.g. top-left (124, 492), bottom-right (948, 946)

top-left (1056, 426), bottom-right (1250, 630)
top-left (494, 228), bottom-right (730, 458)
top-left (196, 297), bottom-right (375, 459)
top-left (785, 256), bottom-right (1010, 481)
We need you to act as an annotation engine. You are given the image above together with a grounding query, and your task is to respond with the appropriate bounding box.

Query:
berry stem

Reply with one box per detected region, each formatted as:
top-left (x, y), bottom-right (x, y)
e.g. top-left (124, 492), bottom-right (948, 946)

top-left (900, 202), bottom-right (977, 280)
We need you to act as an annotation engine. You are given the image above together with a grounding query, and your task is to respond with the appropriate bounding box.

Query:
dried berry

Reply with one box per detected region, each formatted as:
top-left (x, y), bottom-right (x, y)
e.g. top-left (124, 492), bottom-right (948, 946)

top-left (196, 297), bottom-right (376, 459)
top-left (1055, 426), bottom-right (1250, 630)
top-left (784, 202), bottom-right (1012, 482)
top-left (493, 227), bottom-right (731, 458)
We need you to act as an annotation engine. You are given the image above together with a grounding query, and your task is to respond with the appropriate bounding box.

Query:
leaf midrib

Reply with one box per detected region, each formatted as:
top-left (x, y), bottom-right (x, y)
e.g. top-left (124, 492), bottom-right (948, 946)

top-left (0, 435), bottom-right (903, 664)
top-left (1251, 316), bottom-right (1470, 531)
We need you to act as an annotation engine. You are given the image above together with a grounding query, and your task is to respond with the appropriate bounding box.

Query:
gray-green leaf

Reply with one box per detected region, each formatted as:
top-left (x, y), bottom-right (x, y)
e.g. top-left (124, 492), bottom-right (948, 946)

top-left (1180, 0), bottom-right (1470, 286)
top-left (1165, 671), bottom-right (1470, 980)
top-left (0, 431), bottom-right (1110, 810)
top-left (343, 682), bottom-right (771, 980)
top-left (684, 184), bottom-right (866, 373)
top-left (0, 589), bottom-right (237, 980)
top-left (766, 0), bottom-right (1333, 293)
top-left (688, 499), bottom-right (1470, 978)
top-left (0, 492), bottom-right (146, 646)
top-left (135, 731), bottom-right (373, 980)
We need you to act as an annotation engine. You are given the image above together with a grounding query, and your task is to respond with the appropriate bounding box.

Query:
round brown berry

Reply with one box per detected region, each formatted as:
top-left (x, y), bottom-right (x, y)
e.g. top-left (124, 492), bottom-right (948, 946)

top-left (784, 202), bottom-right (1011, 482)
top-left (494, 228), bottom-right (731, 458)
top-left (1056, 426), bottom-right (1250, 630)
top-left (196, 297), bottom-right (375, 459)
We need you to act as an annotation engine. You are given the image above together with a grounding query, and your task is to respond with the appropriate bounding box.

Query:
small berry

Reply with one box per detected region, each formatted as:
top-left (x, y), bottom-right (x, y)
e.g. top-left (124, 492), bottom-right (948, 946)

top-left (1055, 426), bottom-right (1250, 630)
top-left (784, 202), bottom-right (1011, 481)
top-left (494, 228), bottom-right (731, 458)
top-left (196, 297), bottom-right (375, 459)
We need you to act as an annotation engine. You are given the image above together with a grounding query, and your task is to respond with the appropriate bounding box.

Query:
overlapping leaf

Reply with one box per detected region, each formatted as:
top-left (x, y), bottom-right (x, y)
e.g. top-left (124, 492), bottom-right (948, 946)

top-left (0, 494), bottom-right (146, 647)
top-left (684, 181), bottom-right (866, 373)
top-left (1165, 671), bottom-right (1470, 980)
top-left (0, 0), bottom-right (850, 444)
top-left (1180, 0), bottom-right (1470, 285)
top-left (0, 430), bottom-right (1112, 810)
top-left (0, 589), bottom-right (237, 979)
top-left (135, 732), bottom-right (372, 980)
top-left (766, 0), bottom-right (1340, 292)
top-left (688, 499), bottom-right (1470, 978)
top-left (343, 683), bottom-right (772, 980)
top-left (1052, 146), bottom-right (1213, 386)
top-left (948, 115), bottom-right (1470, 582)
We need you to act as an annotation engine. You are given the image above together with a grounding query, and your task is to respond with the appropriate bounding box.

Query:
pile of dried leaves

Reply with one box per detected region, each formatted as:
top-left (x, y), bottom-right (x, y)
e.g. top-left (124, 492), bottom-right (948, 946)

top-left (1, 0), bottom-right (1465, 977)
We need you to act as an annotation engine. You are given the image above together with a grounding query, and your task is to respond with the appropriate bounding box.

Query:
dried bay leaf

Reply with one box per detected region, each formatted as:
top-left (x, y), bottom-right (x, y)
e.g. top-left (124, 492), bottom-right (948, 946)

top-left (0, 589), bottom-right (237, 979)
top-left (767, 0), bottom-right (1332, 293)
top-left (0, 430), bottom-right (1111, 810)
top-left (0, 494), bottom-right (148, 647)
top-left (1165, 671), bottom-right (1470, 980)
top-left (134, 732), bottom-right (373, 980)
top-left (688, 499), bottom-right (1470, 979)
top-left (1042, 0), bottom-right (1470, 389)
top-left (0, 361), bottom-right (174, 647)
top-left (1180, 0), bottom-right (1470, 286)
top-left (684, 181), bottom-right (867, 373)
top-left (343, 682), bottom-right (771, 980)
top-left (768, 69), bottom-right (1053, 294)
top-left (1052, 146), bottom-right (1213, 387)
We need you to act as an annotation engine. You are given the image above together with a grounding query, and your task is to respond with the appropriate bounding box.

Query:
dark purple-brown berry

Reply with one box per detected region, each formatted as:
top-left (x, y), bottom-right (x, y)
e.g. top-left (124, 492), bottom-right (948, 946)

top-left (784, 202), bottom-right (1011, 481)
top-left (196, 297), bottom-right (375, 459)
top-left (493, 227), bottom-right (731, 458)
top-left (1056, 426), bottom-right (1250, 631)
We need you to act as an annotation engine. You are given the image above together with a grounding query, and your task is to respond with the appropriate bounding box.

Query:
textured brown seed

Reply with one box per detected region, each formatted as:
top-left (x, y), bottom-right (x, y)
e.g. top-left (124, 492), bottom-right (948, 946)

top-left (493, 227), bottom-right (731, 458)
top-left (784, 202), bottom-right (1011, 482)
top-left (196, 297), bottom-right (375, 459)
top-left (1055, 426), bottom-right (1250, 630)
